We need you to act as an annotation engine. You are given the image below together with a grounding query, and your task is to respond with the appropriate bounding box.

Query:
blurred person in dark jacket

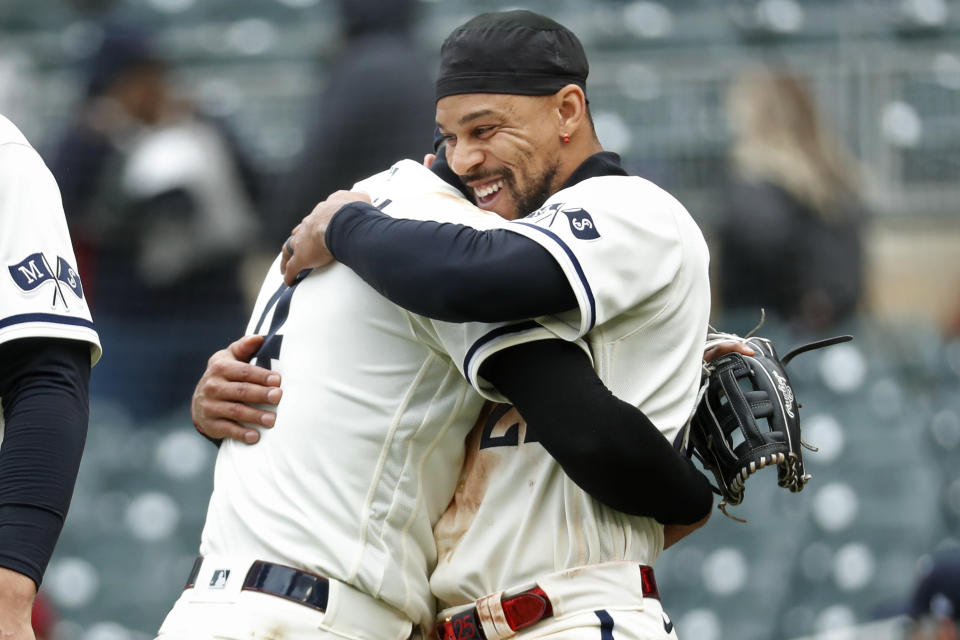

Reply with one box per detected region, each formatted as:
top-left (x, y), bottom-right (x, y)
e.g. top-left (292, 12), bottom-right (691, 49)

top-left (907, 551), bottom-right (960, 640)
top-left (270, 0), bottom-right (435, 243)
top-left (717, 67), bottom-right (867, 332)
top-left (48, 24), bottom-right (260, 421)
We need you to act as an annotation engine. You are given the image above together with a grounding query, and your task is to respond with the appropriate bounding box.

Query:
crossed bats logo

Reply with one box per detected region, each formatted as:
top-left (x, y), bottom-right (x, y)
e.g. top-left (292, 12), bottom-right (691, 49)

top-left (8, 252), bottom-right (85, 309)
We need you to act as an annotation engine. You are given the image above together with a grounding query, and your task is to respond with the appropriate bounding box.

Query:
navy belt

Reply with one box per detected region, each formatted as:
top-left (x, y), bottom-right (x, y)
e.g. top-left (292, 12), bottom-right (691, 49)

top-left (438, 565), bottom-right (659, 640)
top-left (184, 557), bottom-right (329, 612)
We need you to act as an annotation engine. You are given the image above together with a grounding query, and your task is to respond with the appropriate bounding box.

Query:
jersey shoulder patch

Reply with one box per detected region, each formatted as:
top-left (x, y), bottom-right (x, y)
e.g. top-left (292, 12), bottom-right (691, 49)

top-left (561, 207), bottom-right (600, 240)
top-left (8, 253), bottom-right (85, 303)
top-left (522, 202), bottom-right (602, 241)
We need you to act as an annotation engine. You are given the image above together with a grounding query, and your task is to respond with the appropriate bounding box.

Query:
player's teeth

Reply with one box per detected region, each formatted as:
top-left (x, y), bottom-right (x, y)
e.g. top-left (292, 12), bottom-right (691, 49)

top-left (476, 180), bottom-right (503, 197)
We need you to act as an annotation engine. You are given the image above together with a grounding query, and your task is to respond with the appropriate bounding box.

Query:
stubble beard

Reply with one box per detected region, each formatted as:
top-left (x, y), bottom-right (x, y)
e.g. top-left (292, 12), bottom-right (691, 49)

top-left (464, 160), bottom-right (561, 220)
top-left (511, 160), bottom-right (560, 220)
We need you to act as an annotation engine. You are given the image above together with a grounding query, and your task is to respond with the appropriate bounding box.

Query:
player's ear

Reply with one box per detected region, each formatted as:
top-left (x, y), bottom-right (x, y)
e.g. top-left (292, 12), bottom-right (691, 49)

top-left (556, 84), bottom-right (588, 137)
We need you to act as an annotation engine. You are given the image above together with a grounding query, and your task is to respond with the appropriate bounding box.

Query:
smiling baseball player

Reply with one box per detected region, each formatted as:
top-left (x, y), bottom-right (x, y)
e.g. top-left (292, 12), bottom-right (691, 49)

top-left (312, 156), bottom-right (708, 640)
top-left (271, 11), bottom-right (712, 640)
top-left (161, 149), bottom-right (712, 639)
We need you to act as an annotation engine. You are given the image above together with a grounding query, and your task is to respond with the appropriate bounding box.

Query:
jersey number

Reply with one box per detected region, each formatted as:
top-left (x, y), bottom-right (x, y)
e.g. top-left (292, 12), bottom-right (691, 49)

top-left (250, 283), bottom-right (297, 370)
top-left (478, 403), bottom-right (540, 450)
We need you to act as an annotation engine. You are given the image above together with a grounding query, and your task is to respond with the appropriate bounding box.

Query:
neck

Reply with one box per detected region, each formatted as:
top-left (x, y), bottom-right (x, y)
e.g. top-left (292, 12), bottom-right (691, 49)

top-left (556, 138), bottom-right (605, 186)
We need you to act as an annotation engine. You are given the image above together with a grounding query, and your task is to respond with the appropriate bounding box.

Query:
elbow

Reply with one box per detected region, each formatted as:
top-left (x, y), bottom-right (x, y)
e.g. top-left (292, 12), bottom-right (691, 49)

top-left (610, 466), bottom-right (714, 524)
top-left (653, 475), bottom-right (715, 525)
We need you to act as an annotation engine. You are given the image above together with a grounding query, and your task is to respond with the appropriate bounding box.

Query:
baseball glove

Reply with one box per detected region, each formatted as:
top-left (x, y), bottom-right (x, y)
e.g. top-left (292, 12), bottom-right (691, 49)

top-left (679, 329), bottom-right (852, 520)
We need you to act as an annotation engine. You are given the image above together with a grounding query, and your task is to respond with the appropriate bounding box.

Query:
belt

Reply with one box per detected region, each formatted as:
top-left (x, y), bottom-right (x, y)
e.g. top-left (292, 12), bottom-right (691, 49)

top-left (437, 565), bottom-right (659, 640)
top-left (184, 557), bottom-right (329, 612)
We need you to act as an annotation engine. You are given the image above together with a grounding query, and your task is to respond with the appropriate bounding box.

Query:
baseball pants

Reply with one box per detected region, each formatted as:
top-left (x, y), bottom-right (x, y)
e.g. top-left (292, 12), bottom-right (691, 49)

top-left (154, 555), bottom-right (414, 640)
top-left (435, 562), bottom-right (680, 640)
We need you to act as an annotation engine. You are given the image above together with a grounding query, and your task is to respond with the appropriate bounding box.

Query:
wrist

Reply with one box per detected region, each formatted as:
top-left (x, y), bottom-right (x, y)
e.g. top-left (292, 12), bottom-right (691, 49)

top-left (0, 566), bottom-right (37, 607)
top-left (325, 201), bottom-right (378, 261)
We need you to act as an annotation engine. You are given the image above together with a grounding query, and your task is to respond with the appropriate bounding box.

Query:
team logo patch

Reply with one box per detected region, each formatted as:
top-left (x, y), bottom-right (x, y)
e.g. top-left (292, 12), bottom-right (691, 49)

top-left (8, 253), bottom-right (86, 308)
top-left (55, 256), bottom-right (84, 299)
top-left (561, 208), bottom-right (600, 240)
top-left (209, 569), bottom-right (230, 588)
top-left (8, 253), bottom-right (54, 291)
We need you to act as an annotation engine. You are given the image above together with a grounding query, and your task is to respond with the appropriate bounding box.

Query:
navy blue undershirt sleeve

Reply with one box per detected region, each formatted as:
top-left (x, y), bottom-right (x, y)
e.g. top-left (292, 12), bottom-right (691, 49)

top-left (0, 338), bottom-right (90, 587)
top-left (480, 339), bottom-right (714, 524)
top-left (326, 202), bottom-right (577, 323)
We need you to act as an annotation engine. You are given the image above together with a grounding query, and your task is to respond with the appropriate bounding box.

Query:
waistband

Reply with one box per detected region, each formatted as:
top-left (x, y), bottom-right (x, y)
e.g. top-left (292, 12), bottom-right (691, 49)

top-left (184, 555), bottom-right (413, 640)
top-left (437, 562), bottom-right (660, 640)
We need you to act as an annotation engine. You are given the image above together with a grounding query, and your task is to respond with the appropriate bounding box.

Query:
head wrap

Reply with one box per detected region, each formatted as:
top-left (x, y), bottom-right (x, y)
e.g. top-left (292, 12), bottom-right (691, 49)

top-left (435, 10), bottom-right (588, 101)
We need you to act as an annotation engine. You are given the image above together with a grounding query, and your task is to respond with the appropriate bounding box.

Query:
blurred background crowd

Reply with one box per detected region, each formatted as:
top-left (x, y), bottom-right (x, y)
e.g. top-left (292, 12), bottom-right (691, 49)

top-left (3, 0), bottom-right (960, 638)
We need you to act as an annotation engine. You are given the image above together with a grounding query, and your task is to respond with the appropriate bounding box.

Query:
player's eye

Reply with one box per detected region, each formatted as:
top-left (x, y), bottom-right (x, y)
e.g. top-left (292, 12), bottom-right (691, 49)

top-left (474, 126), bottom-right (494, 138)
top-left (441, 134), bottom-right (457, 147)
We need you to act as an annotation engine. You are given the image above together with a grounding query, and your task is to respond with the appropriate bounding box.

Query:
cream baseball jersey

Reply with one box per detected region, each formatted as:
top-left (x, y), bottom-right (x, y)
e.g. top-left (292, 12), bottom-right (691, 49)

top-left (0, 114), bottom-right (101, 435)
top-left (433, 171), bottom-right (711, 607)
top-left (350, 161), bottom-right (711, 608)
top-left (197, 163), bottom-right (567, 629)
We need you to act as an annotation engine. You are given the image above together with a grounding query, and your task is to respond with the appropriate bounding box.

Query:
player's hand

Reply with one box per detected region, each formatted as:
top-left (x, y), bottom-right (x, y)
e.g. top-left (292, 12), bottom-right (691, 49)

top-left (423, 153), bottom-right (436, 168)
top-left (280, 190), bottom-right (372, 286)
top-left (0, 567), bottom-right (37, 640)
top-left (192, 335), bottom-right (282, 445)
top-left (704, 340), bottom-right (754, 363)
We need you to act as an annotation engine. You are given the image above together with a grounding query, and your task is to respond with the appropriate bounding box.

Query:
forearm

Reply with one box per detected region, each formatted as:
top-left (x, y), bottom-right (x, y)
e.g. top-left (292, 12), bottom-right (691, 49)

top-left (0, 339), bottom-right (90, 586)
top-left (326, 202), bottom-right (576, 322)
top-left (480, 340), bottom-right (713, 524)
top-left (663, 513), bottom-right (710, 550)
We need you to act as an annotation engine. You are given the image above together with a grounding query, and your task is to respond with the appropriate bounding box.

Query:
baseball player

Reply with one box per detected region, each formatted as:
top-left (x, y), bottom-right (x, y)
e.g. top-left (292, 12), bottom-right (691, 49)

top-left (0, 113), bottom-right (101, 639)
top-left (274, 11), bottom-right (715, 639)
top-left (161, 156), bottom-right (713, 639)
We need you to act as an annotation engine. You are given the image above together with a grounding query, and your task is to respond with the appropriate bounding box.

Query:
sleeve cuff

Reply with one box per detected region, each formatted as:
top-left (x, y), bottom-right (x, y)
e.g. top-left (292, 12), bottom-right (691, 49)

top-left (464, 322), bottom-right (594, 402)
top-left (0, 505), bottom-right (64, 587)
top-left (505, 221), bottom-right (597, 340)
top-left (324, 201), bottom-right (384, 263)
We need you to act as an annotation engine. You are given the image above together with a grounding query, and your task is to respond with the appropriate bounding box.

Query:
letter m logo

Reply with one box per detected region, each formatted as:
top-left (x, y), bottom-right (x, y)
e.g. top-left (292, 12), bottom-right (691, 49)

top-left (8, 253), bottom-right (54, 291)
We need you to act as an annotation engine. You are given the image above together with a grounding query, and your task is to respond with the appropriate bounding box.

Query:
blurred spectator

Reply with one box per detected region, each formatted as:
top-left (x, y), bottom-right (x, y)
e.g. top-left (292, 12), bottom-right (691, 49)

top-left (48, 23), bottom-right (261, 421)
top-left (907, 551), bottom-right (960, 640)
top-left (717, 66), bottom-right (868, 332)
top-left (270, 0), bottom-right (435, 243)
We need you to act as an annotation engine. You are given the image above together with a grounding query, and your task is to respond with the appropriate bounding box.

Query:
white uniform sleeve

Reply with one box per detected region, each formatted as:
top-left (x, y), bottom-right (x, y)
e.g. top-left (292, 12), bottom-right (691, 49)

top-left (501, 175), bottom-right (708, 341)
top-left (0, 128), bottom-right (101, 364)
top-left (409, 315), bottom-right (592, 403)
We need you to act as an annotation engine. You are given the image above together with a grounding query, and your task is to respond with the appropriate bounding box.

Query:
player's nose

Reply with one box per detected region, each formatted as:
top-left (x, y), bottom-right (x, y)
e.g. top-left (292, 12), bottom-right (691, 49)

top-left (447, 140), bottom-right (484, 176)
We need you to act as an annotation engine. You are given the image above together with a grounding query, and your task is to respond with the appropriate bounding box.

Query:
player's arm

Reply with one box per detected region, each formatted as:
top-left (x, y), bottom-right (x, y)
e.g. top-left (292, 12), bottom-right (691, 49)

top-left (662, 514), bottom-right (711, 550)
top-left (480, 339), bottom-right (713, 525)
top-left (282, 200), bottom-right (576, 320)
top-left (0, 338), bottom-right (90, 637)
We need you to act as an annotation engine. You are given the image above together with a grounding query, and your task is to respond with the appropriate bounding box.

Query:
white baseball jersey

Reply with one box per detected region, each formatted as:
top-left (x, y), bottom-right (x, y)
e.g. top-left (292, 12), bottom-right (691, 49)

top-left (352, 161), bottom-right (711, 608)
top-left (0, 114), bottom-right (101, 436)
top-left (197, 162), bottom-right (570, 629)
